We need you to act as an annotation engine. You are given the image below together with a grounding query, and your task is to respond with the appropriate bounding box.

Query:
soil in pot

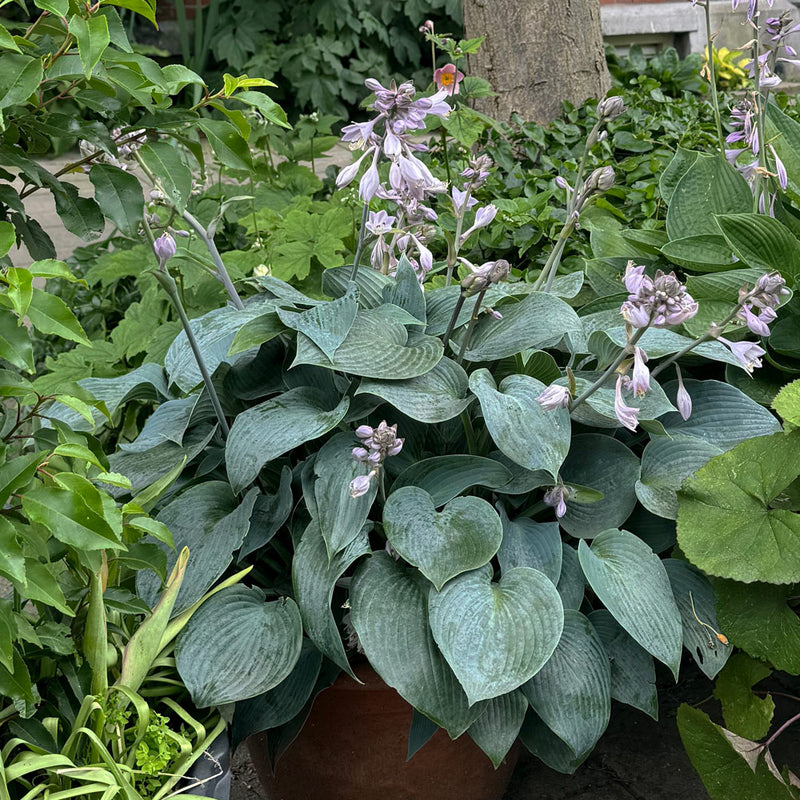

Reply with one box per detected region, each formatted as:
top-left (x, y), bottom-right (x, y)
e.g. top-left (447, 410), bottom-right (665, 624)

top-left (247, 664), bottom-right (518, 800)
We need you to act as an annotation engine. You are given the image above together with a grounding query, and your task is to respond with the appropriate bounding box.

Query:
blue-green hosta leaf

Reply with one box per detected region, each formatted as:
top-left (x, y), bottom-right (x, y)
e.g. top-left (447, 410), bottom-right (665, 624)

top-left (231, 640), bottom-right (322, 750)
top-left (588, 609), bottom-right (657, 720)
top-left (716, 213), bottom-right (800, 284)
top-left (383, 255), bottom-right (426, 323)
top-left (461, 291), bottom-right (585, 360)
top-left (293, 306), bottom-right (443, 379)
top-left (468, 691), bottom-right (528, 769)
top-left (519, 709), bottom-right (590, 774)
top-left (559, 434), bottom-right (640, 539)
top-left (383, 487), bottom-right (502, 591)
top-left (665, 153), bottom-right (752, 240)
top-left (137, 483), bottom-right (258, 616)
top-left (557, 544), bottom-right (585, 610)
top-left (356, 358), bottom-right (473, 423)
top-left (313, 433), bottom-right (376, 555)
top-left (350, 553), bottom-right (485, 738)
top-left (661, 379), bottom-right (781, 450)
top-left (225, 387), bottom-right (349, 494)
top-left (429, 565), bottom-right (564, 705)
top-left (715, 579), bottom-right (800, 674)
top-left (677, 431), bottom-right (800, 585)
top-left (490, 452), bottom-right (551, 496)
top-left (118, 395), bottom-right (204, 453)
top-left (176, 585), bottom-right (303, 706)
top-left (522, 610), bottom-right (611, 758)
top-left (636, 435), bottom-right (724, 520)
top-left (469, 369), bottom-right (570, 479)
top-left (578, 529), bottom-right (683, 678)
top-left (392, 456), bottom-right (512, 507)
top-left (663, 559), bottom-right (731, 679)
top-left (292, 521), bottom-right (369, 678)
top-left (239, 467), bottom-right (293, 560)
top-left (165, 297), bottom-right (281, 391)
top-left (660, 234), bottom-right (736, 272)
top-left (322, 265), bottom-right (394, 309)
top-left (276, 285), bottom-right (357, 360)
top-left (497, 509), bottom-right (562, 585)
top-left (423, 284), bottom-right (510, 336)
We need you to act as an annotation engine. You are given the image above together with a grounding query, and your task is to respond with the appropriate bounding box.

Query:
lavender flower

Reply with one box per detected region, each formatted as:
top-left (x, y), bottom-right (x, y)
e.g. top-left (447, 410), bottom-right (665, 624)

top-left (746, 271), bottom-right (789, 309)
top-left (366, 210), bottom-right (396, 236)
top-left (738, 303), bottom-right (776, 336)
top-left (717, 337), bottom-right (767, 374)
top-left (349, 473), bottom-right (376, 498)
top-left (451, 186), bottom-right (478, 213)
top-left (543, 485), bottom-right (571, 519)
top-left (153, 233), bottom-right (176, 265)
top-left (460, 154), bottom-right (492, 188)
top-left (631, 347), bottom-right (650, 397)
top-left (675, 365), bottom-right (692, 421)
top-left (620, 267), bottom-right (698, 328)
top-left (459, 204), bottom-right (498, 245)
top-left (536, 384), bottom-right (571, 411)
top-left (614, 375), bottom-right (640, 431)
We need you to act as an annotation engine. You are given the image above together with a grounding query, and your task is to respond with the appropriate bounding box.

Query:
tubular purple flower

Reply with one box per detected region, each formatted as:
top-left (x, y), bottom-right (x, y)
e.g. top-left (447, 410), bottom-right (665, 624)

top-left (623, 261), bottom-right (647, 293)
top-left (352, 447), bottom-right (370, 461)
top-left (366, 210), bottom-right (395, 236)
top-left (621, 268), bottom-right (698, 328)
top-left (536, 384), bottom-right (571, 411)
top-left (614, 376), bottom-right (640, 432)
top-left (738, 303), bottom-right (775, 336)
top-left (675, 365), bottom-right (692, 421)
top-left (717, 337), bottom-right (767, 374)
top-left (336, 147), bottom-right (375, 189)
top-left (620, 300), bottom-right (653, 328)
top-left (631, 347), bottom-right (650, 397)
top-left (451, 186), bottom-right (477, 212)
top-left (543, 485), bottom-right (569, 519)
top-left (359, 150), bottom-right (381, 201)
top-left (355, 425), bottom-right (373, 440)
top-left (768, 144), bottom-right (788, 190)
top-left (153, 233), bottom-right (176, 264)
top-left (349, 473), bottom-right (375, 498)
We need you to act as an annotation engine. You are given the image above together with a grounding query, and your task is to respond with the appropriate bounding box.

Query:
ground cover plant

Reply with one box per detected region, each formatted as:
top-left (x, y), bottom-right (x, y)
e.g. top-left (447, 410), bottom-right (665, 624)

top-left (1, 0), bottom-right (800, 795)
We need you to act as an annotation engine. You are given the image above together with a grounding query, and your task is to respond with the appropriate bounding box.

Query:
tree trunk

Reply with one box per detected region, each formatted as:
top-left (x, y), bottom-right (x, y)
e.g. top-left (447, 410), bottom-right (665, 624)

top-left (462, 0), bottom-right (610, 124)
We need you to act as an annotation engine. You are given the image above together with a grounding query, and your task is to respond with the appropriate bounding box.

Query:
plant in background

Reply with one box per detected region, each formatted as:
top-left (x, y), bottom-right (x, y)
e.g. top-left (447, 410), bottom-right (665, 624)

top-left (705, 45), bottom-right (750, 91)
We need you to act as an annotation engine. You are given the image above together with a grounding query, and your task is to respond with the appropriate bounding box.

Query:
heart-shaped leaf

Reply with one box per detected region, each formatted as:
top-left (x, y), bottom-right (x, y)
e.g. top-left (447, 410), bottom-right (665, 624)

top-left (429, 565), bottom-right (564, 705)
top-left (383, 487), bottom-right (502, 590)
top-left (557, 544), bottom-right (585, 610)
top-left (392, 455), bottom-right (512, 508)
top-left (588, 609), bottom-right (657, 719)
top-left (559, 434), bottom-right (640, 538)
top-left (522, 610), bottom-right (611, 758)
top-left (578, 529), bottom-right (683, 678)
top-left (356, 358), bottom-right (473, 423)
top-left (225, 387), bottom-right (349, 494)
top-left (663, 559), bottom-right (731, 680)
top-left (350, 553), bottom-right (484, 737)
top-left (468, 691), bottom-right (528, 769)
top-left (293, 306), bottom-right (443, 379)
top-left (519, 709), bottom-right (590, 775)
top-left (677, 430), bottom-right (800, 585)
top-left (469, 369), bottom-right (571, 479)
top-left (175, 585), bottom-right (303, 706)
top-left (292, 521), bottom-right (370, 678)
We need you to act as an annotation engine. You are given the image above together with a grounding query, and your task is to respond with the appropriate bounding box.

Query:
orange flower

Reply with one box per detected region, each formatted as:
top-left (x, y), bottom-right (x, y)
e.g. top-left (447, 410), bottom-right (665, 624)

top-left (433, 63), bottom-right (464, 95)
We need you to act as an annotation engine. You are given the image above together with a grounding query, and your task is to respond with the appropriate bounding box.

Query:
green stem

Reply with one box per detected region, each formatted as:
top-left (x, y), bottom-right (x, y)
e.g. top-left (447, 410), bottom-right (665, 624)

top-left (568, 122), bottom-right (600, 216)
top-left (460, 410), bottom-right (478, 455)
top-left (440, 128), bottom-right (451, 184)
top-left (703, 0), bottom-right (726, 156)
top-left (154, 270), bottom-right (230, 437)
top-left (350, 202), bottom-right (370, 282)
top-left (532, 219), bottom-right (575, 293)
top-left (752, 2), bottom-right (769, 212)
top-left (457, 286), bottom-right (487, 363)
top-left (569, 325), bottom-right (648, 411)
top-left (442, 292), bottom-right (466, 350)
top-left (446, 184), bottom-right (473, 286)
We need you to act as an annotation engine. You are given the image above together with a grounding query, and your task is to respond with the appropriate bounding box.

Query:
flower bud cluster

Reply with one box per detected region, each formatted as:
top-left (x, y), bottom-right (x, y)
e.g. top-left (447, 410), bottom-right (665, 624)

top-left (349, 421), bottom-right (404, 498)
top-left (459, 258), bottom-right (510, 296)
top-left (79, 127), bottom-right (146, 173)
top-left (460, 154), bottom-right (492, 189)
top-left (620, 262), bottom-right (699, 328)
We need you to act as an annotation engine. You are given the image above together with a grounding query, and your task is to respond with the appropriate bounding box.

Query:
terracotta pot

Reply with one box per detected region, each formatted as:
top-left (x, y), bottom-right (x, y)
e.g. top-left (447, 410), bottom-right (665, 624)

top-left (247, 664), bottom-right (519, 800)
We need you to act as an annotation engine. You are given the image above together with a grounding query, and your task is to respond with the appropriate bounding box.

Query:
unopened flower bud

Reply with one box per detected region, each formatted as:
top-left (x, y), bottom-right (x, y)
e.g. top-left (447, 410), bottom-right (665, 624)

top-left (586, 166), bottom-right (615, 194)
top-left (349, 473), bottom-right (374, 498)
top-left (153, 233), bottom-right (176, 265)
top-left (597, 96), bottom-right (626, 122)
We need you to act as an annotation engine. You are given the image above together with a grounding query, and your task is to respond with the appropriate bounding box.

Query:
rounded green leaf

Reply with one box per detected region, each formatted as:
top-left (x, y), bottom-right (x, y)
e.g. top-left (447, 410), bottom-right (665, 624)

top-left (357, 358), bottom-right (473, 423)
top-left (350, 553), bottom-right (484, 738)
top-left (176, 585), bottom-right (303, 707)
top-left (225, 387), bottom-right (350, 494)
top-left (522, 610), bottom-right (611, 758)
top-left (429, 565), bottom-right (564, 705)
top-left (716, 213), bottom-right (800, 283)
top-left (677, 431), bottom-right (800, 585)
top-left (713, 653), bottom-right (775, 740)
top-left (578, 529), bottom-right (683, 678)
top-left (383, 487), bottom-right (503, 591)
top-left (559, 434), bottom-right (640, 538)
top-left (497, 509), bottom-right (562, 585)
top-left (469, 369), bottom-right (571, 479)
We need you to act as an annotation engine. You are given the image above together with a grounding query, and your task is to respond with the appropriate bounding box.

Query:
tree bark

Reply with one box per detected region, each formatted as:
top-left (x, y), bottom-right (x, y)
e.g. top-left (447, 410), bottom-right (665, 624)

top-left (462, 0), bottom-right (610, 124)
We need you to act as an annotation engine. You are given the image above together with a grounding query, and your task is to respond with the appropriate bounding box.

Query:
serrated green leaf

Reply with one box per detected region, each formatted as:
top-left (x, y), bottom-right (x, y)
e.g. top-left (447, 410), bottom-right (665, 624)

top-left (713, 653), bottom-right (774, 740)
